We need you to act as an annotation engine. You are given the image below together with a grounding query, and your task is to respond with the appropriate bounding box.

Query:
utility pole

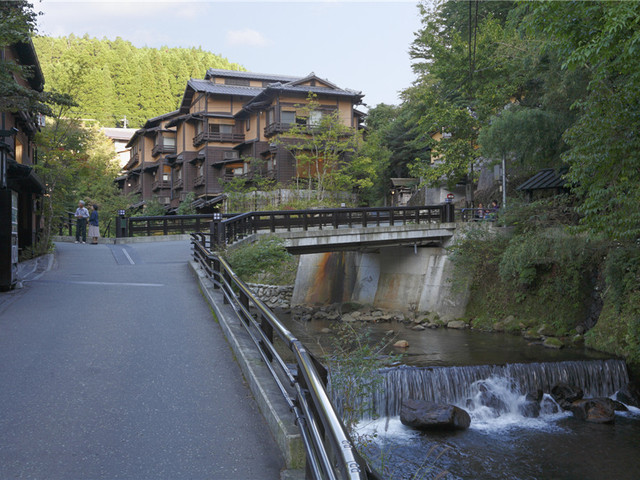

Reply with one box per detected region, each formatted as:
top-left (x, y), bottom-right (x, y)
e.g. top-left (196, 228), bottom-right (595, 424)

top-left (121, 116), bottom-right (128, 128)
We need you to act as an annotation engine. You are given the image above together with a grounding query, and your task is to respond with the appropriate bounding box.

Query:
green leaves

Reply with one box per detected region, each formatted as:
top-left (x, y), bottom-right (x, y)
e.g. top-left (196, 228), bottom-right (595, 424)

top-left (32, 35), bottom-right (244, 127)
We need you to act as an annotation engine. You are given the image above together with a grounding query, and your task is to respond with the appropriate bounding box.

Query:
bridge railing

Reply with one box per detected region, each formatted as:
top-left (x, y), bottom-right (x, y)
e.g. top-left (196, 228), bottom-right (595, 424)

top-left (191, 233), bottom-right (382, 480)
top-left (115, 214), bottom-right (236, 238)
top-left (212, 204), bottom-right (454, 247)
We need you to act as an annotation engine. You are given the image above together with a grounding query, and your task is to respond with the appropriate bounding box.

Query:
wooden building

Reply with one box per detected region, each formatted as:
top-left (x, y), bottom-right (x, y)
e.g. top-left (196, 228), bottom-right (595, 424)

top-left (119, 69), bottom-right (364, 212)
top-left (0, 38), bottom-right (46, 289)
top-left (117, 111), bottom-right (178, 208)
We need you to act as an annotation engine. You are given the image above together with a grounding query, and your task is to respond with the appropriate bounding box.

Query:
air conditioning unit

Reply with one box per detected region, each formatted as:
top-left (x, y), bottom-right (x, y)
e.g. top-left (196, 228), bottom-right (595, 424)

top-left (160, 197), bottom-right (170, 205)
top-left (224, 151), bottom-right (239, 159)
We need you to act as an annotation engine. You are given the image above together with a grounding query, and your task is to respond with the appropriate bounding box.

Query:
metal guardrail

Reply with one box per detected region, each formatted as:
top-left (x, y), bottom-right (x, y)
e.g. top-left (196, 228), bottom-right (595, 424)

top-left (117, 214), bottom-right (235, 237)
top-left (190, 233), bottom-right (382, 480)
top-left (460, 207), bottom-right (498, 222)
top-left (211, 204), bottom-right (455, 247)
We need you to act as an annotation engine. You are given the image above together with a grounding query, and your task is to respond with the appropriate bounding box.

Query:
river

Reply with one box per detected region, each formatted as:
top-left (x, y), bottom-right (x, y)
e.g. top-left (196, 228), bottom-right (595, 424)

top-left (278, 313), bottom-right (640, 480)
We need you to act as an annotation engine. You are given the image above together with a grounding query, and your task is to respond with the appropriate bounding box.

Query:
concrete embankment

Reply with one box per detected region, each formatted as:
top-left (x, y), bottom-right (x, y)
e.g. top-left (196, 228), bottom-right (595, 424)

top-left (291, 242), bottom-right (469, 321)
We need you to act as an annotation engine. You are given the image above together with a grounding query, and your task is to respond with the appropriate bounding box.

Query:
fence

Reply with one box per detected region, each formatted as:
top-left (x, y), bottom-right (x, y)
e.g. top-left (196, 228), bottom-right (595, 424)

top-left (210, 204), bottom-right (454, 248)
top-left (116, 214), bottom-right (235, 238)
top-left (191, 234), bottom-right (381, 480)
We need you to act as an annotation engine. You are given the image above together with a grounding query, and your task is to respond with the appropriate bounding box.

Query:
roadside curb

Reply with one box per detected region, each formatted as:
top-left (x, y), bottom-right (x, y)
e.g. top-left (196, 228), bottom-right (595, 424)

top-left (52, 234), bottom-right (192, 245)
top-left (188, 261), bottom-right (306, 474)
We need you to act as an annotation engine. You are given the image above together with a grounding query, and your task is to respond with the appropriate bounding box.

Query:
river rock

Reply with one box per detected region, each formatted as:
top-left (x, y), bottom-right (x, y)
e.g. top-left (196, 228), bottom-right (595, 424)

top-left (570, 398), bottom-right (615, 424)
top-left (543, 337), bottom-right (564, 349)
top-left (540, 395), bottom-right (560, 414)
top-left (300, 314), bottom-right (312, 322)
top-left (320, 327), bottom-right (331, 334)
top-left (614, 389), bottom-right (639, 408)
top-left (537, 324), bottom-right (556, 337)
top-left (341, 314), bottom-right (356, 323)
top-left (551, 383), bottom-right (584, 410)
top-left (519, 399), bottom-right (541, 418)
top-left (526, 390), bottom-right (544, 403)
top-left (393, 340), bottom-right (409, 348)
top-left (492, 321), bottom-right (505, 332)
top-left (411, 325), bottom-right (426, 331)
top-left (447, 320), bottom-right (467, 330)
top-left (400, 399), bottom-right (471, 431)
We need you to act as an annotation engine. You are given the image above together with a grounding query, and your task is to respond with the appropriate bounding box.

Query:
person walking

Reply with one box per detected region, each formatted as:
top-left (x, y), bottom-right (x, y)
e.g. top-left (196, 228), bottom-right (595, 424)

top-left (88, 204), bottom-right (100, 245)
top-left (74, 200), bottom-right (90, 244)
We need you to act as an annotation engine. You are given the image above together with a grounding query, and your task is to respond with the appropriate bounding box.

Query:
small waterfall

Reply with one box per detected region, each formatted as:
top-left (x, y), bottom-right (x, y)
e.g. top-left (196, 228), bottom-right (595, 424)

top-left (371, 359), bottom-right (629, 418)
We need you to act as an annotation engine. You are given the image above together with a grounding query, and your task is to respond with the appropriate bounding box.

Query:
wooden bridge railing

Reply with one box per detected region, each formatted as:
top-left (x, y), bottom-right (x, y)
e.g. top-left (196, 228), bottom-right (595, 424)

top-left (211, 204), bottom-right (455, 248)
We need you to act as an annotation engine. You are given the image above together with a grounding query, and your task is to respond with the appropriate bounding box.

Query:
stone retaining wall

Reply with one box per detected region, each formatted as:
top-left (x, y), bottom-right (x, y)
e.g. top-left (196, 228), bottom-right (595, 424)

top-left (247, 283), bottom-right (294, 309)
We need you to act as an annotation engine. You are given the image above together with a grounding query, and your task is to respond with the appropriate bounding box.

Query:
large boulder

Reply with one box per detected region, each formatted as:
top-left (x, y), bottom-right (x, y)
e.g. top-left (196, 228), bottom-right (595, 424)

top-left (519, 391), bottom-right (544, 418)
top-left (400, 399), bottom-right (471, 431)
top-left (447, 320), bottom-right (467, 330)
top-left (614, 389), bottom-right (639, 408)
top-left (570, 398), bottom-right (616, 424)
top-left (551, 383), bottom-right (584, 410)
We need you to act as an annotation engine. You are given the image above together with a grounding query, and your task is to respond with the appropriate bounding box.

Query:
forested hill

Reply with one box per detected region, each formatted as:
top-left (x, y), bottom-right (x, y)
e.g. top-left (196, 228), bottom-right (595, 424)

top-left (33, 35), bottom-right (244, 128)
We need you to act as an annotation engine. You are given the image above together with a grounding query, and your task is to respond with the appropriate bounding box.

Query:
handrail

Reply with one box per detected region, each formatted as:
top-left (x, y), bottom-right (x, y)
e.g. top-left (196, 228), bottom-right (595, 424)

top-left (211, 204), bottom-right (455, 247)
top-left (190, 234), bottom-right (381, 480)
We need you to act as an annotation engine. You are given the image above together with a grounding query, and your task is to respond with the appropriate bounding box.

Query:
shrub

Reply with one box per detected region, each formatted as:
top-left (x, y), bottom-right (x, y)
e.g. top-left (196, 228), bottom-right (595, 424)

top-left (224, 235), bottom-right (297, 285)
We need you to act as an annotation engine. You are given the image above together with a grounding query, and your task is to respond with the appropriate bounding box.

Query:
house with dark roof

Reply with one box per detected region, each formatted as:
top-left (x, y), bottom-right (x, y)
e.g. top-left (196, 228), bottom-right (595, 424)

top-left (119, 69), bottom-right (364, 212)
top-left (117, 111), bottom-right (179, 207)
top-left (0, 37), bottom-right (47, 289)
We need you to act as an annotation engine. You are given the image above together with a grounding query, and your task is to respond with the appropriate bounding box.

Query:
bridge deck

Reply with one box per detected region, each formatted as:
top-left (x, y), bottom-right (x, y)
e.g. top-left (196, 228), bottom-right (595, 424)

top-left (0, 242), bottom-right (283, 479)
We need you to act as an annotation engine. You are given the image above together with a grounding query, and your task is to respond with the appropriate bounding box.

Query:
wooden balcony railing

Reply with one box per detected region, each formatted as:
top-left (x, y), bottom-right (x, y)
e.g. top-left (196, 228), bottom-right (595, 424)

top-left (194, 175), bottom-right (205, 187)
top-left (193, 131), bottom-right (245, 147)
top-left (152, 144), bottom-right (176, 156)
top-left (173, 178), bottom-right (184, 190)
top-left (264, 122), bottom-right (293, 137)
top-left (152, 180), bottom-right (170, 191)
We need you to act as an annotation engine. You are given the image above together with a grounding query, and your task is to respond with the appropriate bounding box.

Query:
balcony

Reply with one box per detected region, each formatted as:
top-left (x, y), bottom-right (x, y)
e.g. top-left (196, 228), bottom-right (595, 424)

top-left (194, 175), bottom-right (205, 187)
top-left (193, 131), bottom-right (245, 147)
top-left (173, 178), bottom-right (184, 190)
top-left (152, 180), bottom-right (170, 191)
top-left (131, 183), bottom-right (142, 194)
top-left (264, 122), bottom-right (294, 137)
top-left (152, 143), bottom-right (176, 157)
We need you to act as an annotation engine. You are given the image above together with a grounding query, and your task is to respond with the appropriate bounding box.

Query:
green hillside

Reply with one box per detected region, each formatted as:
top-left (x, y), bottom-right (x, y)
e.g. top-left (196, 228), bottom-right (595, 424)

top-left (33, 35), bottom-right (244, 128)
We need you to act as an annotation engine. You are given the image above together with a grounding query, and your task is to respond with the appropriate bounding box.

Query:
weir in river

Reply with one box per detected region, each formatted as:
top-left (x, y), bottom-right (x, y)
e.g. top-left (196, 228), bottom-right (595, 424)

top-left (372, 359), bottom-right (629, 418)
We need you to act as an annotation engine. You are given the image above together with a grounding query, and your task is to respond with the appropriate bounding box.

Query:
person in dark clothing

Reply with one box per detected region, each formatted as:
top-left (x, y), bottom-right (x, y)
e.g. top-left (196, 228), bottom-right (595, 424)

top-left (88, 204), bottom-right (100, 244)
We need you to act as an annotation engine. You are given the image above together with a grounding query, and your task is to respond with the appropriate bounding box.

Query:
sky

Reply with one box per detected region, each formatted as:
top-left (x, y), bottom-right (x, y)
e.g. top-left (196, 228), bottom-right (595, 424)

top-left (35, 0), bottom-right (427, 108)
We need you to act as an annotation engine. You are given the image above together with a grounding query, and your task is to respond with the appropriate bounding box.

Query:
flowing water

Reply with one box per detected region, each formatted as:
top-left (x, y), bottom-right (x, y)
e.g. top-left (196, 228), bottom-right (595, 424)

top-left (278, 314), bottom-right (640, 479)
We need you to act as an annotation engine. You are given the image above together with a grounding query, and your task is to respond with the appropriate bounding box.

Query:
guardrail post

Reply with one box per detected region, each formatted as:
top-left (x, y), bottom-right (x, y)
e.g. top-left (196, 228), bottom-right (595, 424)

top-left (441, 203), bottom-right (454, 223)
top-left (67, 212), bottom-right (73, 236)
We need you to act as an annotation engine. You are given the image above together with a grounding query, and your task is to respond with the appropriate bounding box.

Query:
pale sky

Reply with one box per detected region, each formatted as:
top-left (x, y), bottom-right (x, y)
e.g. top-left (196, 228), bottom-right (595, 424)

top-left (34, 0), bottom-right (426, 109)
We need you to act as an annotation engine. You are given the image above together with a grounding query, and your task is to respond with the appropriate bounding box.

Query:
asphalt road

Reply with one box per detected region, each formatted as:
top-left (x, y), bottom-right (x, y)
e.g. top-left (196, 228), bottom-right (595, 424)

top-left (0, 241), bottom-right (284, 479)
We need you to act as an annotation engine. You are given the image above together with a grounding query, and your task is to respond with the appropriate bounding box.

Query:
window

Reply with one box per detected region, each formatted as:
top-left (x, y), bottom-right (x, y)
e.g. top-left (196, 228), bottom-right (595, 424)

top-left (245, 119), bottom-right (250, 131)
top-left (14, 139), bottom-right (23, 164)
top-left (309, 111), bottom-right (322, 126)
top-left (281, 111), bottom-right (296, 124)
top-left (177, 168), bottom-right (182, 180)
top-left (198, 163), bottom-right (204, 176)
top-left (209, 124), bottom-right (233, 134)
top-left (162, 173), bottom-right (169, 182)
top-left (163, 136), bottom-right (175, 148)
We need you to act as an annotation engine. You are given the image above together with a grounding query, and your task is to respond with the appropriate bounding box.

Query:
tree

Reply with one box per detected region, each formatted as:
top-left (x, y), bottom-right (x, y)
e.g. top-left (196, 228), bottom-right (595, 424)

top-left (526, 1), bottom-right (640, 241)
top-left (276, 94), bottom-right (361, 203)
top-left (0, 1), bottom-right (51, 116)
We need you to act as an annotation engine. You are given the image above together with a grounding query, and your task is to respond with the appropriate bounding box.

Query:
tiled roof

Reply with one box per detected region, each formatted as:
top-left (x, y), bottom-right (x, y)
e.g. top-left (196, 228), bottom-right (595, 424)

top-left (102, 128), bottom-right (137, 141)
top-left (205, 68), bottom-right (301, 83)
top-left (517, 168), bottom-right (568, 191)
top-left (187, 79), bottom-right (265, 97)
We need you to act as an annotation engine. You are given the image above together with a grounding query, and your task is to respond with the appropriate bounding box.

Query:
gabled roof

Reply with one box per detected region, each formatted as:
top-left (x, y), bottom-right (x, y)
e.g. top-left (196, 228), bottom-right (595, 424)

top-left (241, 82), bottom-right (363, 112)
top-left (516, 168), bottom-right (568, 191)
top-left (126, 110), bottom-right (180, 148)
top-left (285, 72), bottom-right (340, 90)
top-left (205, 68), bottom-right (300, 83)
top-left (14, 39), bottom-right (44, 92)
top-left (178, 79), bottom-right (264, 114)
top-left (102, 127), bottom-right (137, 142)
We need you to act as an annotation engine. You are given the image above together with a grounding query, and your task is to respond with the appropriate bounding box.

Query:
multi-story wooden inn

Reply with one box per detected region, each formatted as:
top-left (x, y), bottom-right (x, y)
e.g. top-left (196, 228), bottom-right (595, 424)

top-left (0, 38), bottom-right (46, 289)
top-left (117, 69), bottom-right (364, 211)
